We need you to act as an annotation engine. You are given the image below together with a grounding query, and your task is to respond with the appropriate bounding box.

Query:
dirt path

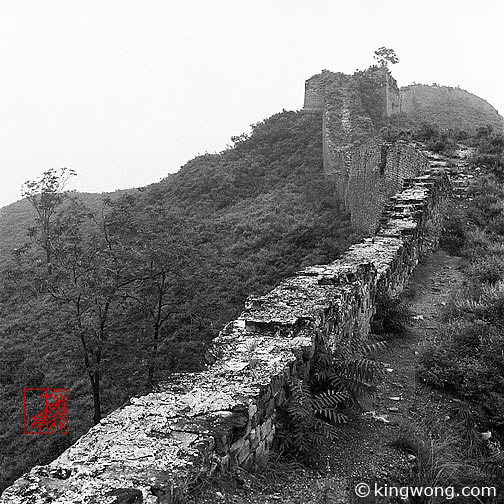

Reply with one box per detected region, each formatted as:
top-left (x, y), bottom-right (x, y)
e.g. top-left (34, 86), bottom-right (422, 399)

top-left (193, 249), bottom-right (465, 503)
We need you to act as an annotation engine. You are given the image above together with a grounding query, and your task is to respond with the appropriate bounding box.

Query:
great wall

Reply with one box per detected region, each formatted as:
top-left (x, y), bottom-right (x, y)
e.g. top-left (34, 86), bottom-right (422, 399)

top-left (1, 69), bottom-right (457, 503)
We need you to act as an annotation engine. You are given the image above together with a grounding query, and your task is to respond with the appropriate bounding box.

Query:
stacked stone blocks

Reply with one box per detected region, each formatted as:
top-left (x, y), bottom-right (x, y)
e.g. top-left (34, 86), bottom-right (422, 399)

top-left (346, 141), bottom-right (430, 234)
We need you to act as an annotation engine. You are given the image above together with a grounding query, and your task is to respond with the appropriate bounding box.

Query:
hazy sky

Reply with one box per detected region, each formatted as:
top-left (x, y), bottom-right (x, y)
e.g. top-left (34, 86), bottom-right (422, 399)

top-left (1, 0), bottom-right (503, 208)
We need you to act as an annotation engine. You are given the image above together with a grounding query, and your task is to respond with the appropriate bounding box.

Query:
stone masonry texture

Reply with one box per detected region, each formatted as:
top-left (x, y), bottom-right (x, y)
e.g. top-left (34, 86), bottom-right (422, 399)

top-left (346, 141), bottom-right (430, 234)
top-left (1, 152), bottom-right (451, 503)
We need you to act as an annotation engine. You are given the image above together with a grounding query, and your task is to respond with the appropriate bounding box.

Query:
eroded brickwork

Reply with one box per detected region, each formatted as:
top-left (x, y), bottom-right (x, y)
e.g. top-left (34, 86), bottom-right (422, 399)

top-left (346, 141), bottom-right (430, 234)
top-left (303, 75), bottom-right (325, 111)
top-left (383, 71), bottom-right (401, 116)
top-left (1, 157), bottom-right (450, 504)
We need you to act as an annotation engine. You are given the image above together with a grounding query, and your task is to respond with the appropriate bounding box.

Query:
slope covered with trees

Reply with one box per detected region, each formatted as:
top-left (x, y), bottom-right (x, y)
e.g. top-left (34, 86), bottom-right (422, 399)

top-left (0, 110), bottom-right (361, 491)
top-left (0, 192), bottom-right (129, 270)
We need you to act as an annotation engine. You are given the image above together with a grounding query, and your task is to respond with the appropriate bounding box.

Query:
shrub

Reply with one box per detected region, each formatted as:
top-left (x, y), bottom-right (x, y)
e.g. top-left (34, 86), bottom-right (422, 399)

top-left (379, 125), bottom-right (401, 142)
top-left (412, 123), bottom-right (457, 154)
top-left (450, 320), bottom-right (490, 355)
top-left (440, 207), bottom-right (466, 255)
top-left (472, 129), bottom-right (504, 180)
top-left (486, 213), bottom-right (504, 236)
top-left (487, 241), bottom-right (504, 256)
top-left (419, 343), bottom-right (465, 390)
top-left (427, 138), bottom-right (450, 154)
top-left (371, 293), bottom-right (412, 337)
top-left (460, 229), bottom-right (495, 261)
top-left (472, 283), bottom-right (504, 326)
top-left (419, 319), bottom-right (504, 428)
top-left (466, 254), bottom-right (504, 285)
top-left (423, 132), bottom-right (504, 440)
top-left (415, 122), bottom-right (440, 142)
top-left (391, 422), bottom-right (498, 502)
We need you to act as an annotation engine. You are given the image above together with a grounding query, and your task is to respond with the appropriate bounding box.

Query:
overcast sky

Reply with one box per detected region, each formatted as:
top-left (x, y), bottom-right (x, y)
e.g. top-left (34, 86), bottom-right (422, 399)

top-left (1, 0), bottom-right (503, 208)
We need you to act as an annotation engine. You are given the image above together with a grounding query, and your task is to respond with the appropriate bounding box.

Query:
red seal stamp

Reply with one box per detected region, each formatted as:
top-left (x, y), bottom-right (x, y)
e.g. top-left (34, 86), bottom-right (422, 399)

top-left (24, 388), bottom-right (69, 434)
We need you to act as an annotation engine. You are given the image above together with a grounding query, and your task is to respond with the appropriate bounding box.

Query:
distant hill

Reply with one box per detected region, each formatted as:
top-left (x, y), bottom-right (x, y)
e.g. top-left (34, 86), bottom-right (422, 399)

top-left (304, 68), bottom-right (503, 148)
top-left (399, 84), bottom-right (504, 133)
top-left (0, 199), bottom-right (34, 264)
top-left (2, 82), bottom-right (501, 263)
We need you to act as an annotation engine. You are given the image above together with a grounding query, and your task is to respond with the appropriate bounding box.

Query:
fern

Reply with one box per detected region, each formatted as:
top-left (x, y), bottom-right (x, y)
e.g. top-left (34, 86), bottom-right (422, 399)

top-left (276, 377), bottom-right (348, 458)
top-left (311, 334), bottom-right (385, 410)
top-left (277, 332), bottom-right (385, 458)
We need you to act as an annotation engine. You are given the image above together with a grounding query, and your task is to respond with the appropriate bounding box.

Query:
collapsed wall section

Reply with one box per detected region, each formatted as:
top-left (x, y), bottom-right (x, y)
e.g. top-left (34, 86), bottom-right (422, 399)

top-left (1, 160), bottom-right (450, 504)
top-left (383, 71), bottom-right (401, 116)
top-left (321, 74), bottom-right (374, 182)
top-left (304, 74), bottom-right (326, 112)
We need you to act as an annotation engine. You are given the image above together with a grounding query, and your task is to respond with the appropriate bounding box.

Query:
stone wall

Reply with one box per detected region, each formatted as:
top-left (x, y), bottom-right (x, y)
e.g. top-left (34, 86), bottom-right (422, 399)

top-left (346, 141), bottom-right (430, 234)
top-left (304, 68), bottom-right (400, 178)
top-left (320, 73), bottom-right (374, 180)
top-left (303, 75), bottom-right (325, 111)
top-left (383, 72), bottom-right (401, 116)
top-left (1, 158), bottom-right (451, 504)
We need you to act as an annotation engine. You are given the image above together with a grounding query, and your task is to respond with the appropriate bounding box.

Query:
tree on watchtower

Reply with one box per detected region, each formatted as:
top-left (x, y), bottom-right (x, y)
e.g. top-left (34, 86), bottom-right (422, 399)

top-left (373, 47), bottom-right (399, 68)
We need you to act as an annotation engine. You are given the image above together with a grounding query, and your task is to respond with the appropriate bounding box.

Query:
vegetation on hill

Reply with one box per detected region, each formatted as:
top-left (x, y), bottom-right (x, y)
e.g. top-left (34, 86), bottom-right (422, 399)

top-left (0, 191), bottom-right (129, 271)
top-left (0, 110), bottom-right (361, 491)
top-left (400, 84), bottom-right (504, 135)
top-left (307, 61), bottom-right (503, 148)
top-left (418, 128), bottom-right (504, 478)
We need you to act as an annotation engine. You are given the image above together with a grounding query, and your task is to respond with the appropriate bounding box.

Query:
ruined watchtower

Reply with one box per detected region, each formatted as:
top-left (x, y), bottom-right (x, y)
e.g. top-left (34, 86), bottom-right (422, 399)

top-left (304, 68), bottom-right (425, 235)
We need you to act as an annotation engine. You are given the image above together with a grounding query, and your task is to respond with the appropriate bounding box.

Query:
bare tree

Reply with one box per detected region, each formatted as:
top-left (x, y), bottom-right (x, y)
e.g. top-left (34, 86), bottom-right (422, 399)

top-left (22, 167), bottom-right (75, 274)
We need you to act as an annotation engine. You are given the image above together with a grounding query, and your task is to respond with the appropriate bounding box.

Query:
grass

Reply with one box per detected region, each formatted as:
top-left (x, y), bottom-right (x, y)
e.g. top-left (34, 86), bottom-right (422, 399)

top-left (189, 454), bottom-right (310, 503)
top-left (414, 142), bottom-right (504, 502)
top-left (391, 418), bottom-right (500, 503)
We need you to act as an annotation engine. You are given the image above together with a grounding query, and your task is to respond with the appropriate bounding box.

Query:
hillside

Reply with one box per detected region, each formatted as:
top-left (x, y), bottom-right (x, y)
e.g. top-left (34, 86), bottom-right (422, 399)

top-left (400, 84), bottom-right (504, 133)
top-left (0, 199), bottom-right (34, 265)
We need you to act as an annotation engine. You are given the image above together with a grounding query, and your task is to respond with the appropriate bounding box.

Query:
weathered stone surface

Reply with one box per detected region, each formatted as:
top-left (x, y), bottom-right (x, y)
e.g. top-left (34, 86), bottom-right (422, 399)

top-left (1, 329), bottom-right (312, 503)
